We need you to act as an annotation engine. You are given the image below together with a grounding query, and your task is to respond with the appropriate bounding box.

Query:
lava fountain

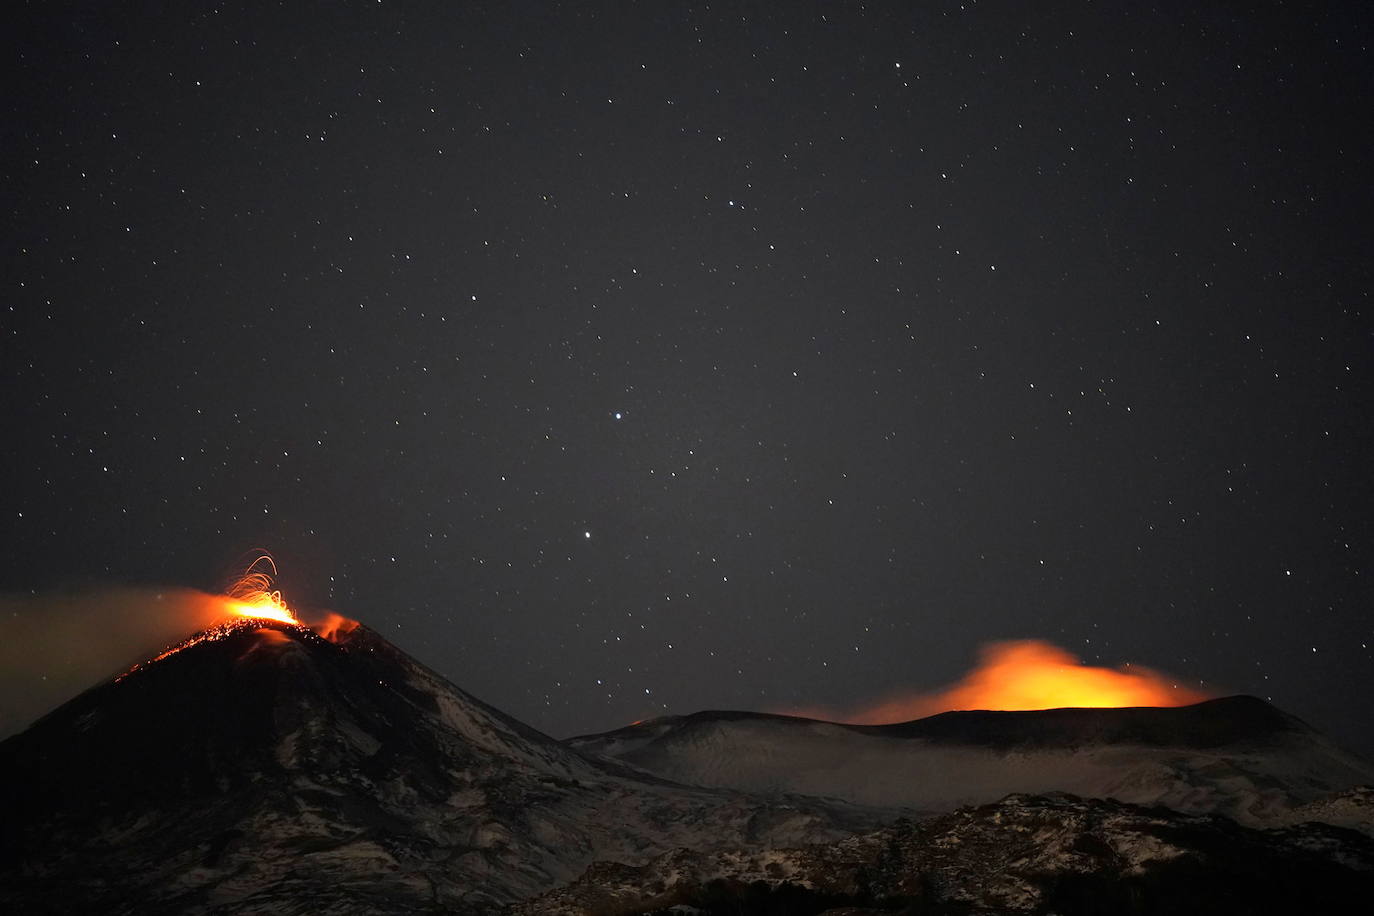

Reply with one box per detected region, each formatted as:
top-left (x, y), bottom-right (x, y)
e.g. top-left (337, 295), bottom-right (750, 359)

top-left (116, 555), bottom-right (310, 680)
top-left (221, 555), bottom-right (299, 625)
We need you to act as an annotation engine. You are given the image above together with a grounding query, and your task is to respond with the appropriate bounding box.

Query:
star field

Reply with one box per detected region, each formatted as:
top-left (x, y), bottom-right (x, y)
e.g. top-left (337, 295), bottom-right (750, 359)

top-left (4, 2), bottom-right (1372, 753)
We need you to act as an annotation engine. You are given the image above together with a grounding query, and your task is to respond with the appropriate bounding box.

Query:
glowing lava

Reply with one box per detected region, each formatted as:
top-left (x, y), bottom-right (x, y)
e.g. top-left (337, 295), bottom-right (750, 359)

top-left (924, 640), bottom-right (1209, 713)
top-left (114, 555), bottom-right (307, 682)
top-left (222, 555), bottom-right (299, 625)
top-left (793, 639), bottom-right (1211, 725)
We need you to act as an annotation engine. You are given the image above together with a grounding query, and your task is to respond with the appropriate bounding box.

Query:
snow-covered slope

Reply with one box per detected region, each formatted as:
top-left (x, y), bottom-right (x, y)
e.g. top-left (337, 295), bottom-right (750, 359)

top-left (0, 621), bottom-right (885, 915)
top-left (567, 699), bottom-right (1374, 826)
top-left (1273, 785), bottom-right (1374, 837)
top-left (516, 792), bottom-right (1374, 915)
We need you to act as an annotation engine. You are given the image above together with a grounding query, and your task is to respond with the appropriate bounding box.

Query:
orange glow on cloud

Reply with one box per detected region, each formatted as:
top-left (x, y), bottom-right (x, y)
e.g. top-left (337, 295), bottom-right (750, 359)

top-left (0, 553), bottom-right (370, 737)
top-left (799, 639), bottom-right (1209, 725)
top-left (310, 611), bottom-right (360, 643)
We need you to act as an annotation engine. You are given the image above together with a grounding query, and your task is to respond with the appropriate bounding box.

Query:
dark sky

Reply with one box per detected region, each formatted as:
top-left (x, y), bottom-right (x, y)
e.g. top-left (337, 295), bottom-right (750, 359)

top-left (5, 2), bottom-right (1372, 753)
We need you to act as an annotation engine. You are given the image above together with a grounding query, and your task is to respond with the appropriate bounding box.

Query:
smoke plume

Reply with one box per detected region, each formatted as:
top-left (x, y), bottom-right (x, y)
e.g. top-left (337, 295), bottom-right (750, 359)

top-left (0, 586), bottom-right (228, 738)
top-left (794, 639), bottom-right (1210, 725)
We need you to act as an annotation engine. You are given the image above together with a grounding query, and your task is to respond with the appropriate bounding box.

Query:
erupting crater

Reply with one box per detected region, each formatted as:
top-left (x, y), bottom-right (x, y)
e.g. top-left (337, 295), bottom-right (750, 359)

top-left (221, 555), bottom-right (299, 626)
top-left (117, 555), bottom-right (356, 680)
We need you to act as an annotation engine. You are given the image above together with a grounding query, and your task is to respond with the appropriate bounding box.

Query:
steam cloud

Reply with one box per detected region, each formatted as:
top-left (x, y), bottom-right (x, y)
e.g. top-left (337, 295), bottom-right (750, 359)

top-left (793, 639), bottom-right (1211, 725)
top-left (0, 586), bottom-right (228, 739)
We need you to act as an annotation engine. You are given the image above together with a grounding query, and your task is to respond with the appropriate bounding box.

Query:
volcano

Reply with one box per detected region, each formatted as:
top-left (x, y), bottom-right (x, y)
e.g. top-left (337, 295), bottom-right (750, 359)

top-left (568, 699), bottom-right (1374, 827)
top-left (0, 620), bottom-right (880, 915)
top-left (3, 619), bottom-right (1371, 914)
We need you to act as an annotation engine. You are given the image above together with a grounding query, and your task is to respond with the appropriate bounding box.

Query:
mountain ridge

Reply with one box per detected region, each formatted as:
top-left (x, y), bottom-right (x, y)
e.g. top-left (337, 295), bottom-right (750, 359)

top-left (569, 695), bottom-right (1310, 752)
top-left (0, 619), bottom-right (890, 915)
top-left (566, 695), bottom-right (1374, 824)
top-left (3, 618), bottom-right (1370, 913)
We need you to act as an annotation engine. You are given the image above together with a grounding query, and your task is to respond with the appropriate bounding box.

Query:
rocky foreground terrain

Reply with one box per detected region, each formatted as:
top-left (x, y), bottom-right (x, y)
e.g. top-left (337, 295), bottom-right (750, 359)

top-left (516, 792), bottom-right (1374, 915)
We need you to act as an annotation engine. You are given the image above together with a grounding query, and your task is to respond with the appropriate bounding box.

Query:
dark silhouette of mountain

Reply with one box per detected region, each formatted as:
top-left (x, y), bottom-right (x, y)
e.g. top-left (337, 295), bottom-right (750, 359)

top-left (573, 695), bottom-right (1318, 752)
top-left (870, 695), bottom-right (1307, 747)
top-left (3, 619), bottom-right (1369, 914)
top-left (567, 698), bottom-right (1374, 823)
top-left (0, 620), bottom-right (882, 915)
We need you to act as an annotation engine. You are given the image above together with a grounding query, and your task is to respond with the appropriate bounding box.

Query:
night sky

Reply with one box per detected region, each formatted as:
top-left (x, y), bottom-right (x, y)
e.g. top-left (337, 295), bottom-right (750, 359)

top-left (5, 2), bottom-right (1372, 753)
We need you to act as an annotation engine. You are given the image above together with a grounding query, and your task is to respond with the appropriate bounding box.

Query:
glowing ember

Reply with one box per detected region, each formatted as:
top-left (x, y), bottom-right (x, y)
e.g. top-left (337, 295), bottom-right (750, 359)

top-left (117, 618), bottom-right (261, 681)
top-left (223, 555), bottom-right (299, 625)
top-left (114, 555), bottom-right (308, 682)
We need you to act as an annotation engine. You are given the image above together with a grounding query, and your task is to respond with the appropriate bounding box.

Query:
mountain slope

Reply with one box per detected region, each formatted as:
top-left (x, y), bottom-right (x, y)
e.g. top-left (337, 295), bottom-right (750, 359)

top-left (0, 620), bottom-right (886, 915)
top-left (567, 698), bottom-right (1374, 825)
top-left (516, 792), bottom-right (1374, 915)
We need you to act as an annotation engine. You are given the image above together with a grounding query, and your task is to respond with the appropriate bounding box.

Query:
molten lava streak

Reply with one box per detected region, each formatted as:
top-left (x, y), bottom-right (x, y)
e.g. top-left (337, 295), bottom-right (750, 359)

top-left (115, 555), bottom-right (311, 681)
top-left (222, 556), bottom-right (299, 625)
top-left (116, 553), bottom-right (368, 684)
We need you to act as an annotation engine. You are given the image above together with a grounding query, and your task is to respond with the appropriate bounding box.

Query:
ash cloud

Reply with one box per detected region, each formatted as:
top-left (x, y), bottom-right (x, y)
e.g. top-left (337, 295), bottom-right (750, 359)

top-left (0, 586), bottom-right (227, 739)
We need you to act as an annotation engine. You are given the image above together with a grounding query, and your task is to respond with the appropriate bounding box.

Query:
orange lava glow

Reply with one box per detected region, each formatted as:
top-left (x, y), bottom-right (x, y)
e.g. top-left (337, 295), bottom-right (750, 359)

top-left (223, 555), bottom-right (299, 625)
top-left (114, 555), bottom-right (309, 681)
top-left (311, 611), bottom-right (360, 643)
top-left (793, 639), bottom-right (1210, 725)
top-left (116, 617), bottom-right (259, 681)
top-left (107, 555), bottom-right (368, 687)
